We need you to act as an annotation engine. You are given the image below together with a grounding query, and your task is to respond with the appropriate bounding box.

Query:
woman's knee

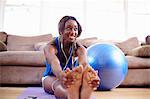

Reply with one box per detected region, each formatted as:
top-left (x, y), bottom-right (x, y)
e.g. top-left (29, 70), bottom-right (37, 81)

top-left (42, 76), bottom-right (54, 94)
top-left (43, 86), bottom-right (54, 94)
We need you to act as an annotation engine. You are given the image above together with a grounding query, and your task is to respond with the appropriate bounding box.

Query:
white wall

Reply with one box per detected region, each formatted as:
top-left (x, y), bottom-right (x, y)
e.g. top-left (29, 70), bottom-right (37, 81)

top-left (0, 0), bottom-right (6, 31)
top-left (0, 0), bottom-right (150, 41)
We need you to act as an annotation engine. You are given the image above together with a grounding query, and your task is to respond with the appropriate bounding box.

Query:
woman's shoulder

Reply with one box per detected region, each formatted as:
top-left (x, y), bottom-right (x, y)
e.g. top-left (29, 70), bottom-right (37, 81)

top-left (50, 37), bottom-right (57, 45)
top-left (44, 37), bottom-right (58, 53)
top-left (75, 41), bottom-right (87, 52)
top-left (46, 37), bottom-right (60, 47)
top-left (75, 41), bottom-right (86, 48)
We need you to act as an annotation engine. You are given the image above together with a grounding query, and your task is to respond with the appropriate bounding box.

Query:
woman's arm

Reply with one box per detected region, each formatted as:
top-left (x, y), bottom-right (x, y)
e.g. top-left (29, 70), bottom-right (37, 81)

top-left (44, 42), bottom-right (63, 78)
top-left (76, 42), bottom-right (89, 68)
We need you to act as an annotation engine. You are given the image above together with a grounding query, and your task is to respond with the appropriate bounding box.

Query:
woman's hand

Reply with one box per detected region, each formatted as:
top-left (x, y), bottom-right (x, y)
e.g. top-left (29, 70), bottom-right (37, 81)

top-left (60, 65), bottom-right (83, 88)
top-left (84, 66), bottom-right (100, 90)
top-left (59, 68), bottom-right (74, 88)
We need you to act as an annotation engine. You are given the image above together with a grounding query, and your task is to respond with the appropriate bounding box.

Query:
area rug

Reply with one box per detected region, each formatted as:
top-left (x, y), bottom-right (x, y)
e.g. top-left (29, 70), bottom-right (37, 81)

top-left (17, 87), bottom-right (95, 99)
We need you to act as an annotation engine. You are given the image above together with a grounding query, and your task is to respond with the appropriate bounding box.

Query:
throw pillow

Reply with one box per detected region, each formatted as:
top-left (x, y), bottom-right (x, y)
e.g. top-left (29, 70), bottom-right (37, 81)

top-left (0, 32), bottom-right (7, 42)
top-left (77, 37), bottom-right (98, 48)
top-left (146, 35), bottom-right (150, 44)
top-left (127, 45), bottom-right (150, 57)
top-left (116, 37), bottom-right (140, 55)
top-left (0, 40), bottom-right (7, 51)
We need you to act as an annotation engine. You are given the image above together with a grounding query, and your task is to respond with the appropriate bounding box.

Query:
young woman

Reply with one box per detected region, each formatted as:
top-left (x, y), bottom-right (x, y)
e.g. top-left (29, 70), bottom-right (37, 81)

top-left (42, 16), bottom-right (100, 99)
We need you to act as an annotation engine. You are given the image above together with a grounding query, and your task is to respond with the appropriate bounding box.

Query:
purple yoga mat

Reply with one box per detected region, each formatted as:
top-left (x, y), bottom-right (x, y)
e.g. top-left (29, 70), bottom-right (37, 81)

top-left (17, 87), bottom-right (56, 99)
top-left (17, 87), bottom-right (95, 99)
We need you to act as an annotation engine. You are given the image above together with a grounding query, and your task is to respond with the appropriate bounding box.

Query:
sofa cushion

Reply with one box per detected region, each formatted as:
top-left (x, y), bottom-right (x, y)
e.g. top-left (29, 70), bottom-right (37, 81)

top-left (1, 66), bottom-right (44, 84)
top-left (0, 40), bottom-right (7, 51)
top-left (127, 45), bottom-right (150, 57)
top-left (121, 69), bottom-right (150, 86)
top-left (126, 56), bottom-right (150, 69)
top-left (0, 32), bottom-right (7, 43)
top-left (77, 37), bottom-right (98, 48)
top-left (0, 51), bottom-right (46, 66)
top-left (116, 37), bottom-right (140, 55)
top-left (7, 34), bottom-right (52, 51)
top-left (7, 44), bottom-right (34, 51)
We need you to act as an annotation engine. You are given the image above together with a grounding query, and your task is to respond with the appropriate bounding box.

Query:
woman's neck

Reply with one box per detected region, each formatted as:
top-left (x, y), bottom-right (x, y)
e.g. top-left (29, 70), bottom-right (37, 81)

top-left (61, 39), bottom-right (73, 49)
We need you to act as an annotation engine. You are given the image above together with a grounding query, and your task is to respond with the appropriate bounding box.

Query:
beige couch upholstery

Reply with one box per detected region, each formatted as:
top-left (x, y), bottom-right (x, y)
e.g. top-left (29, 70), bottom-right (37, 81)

top-left (0, 32), bottom-right (150, 87)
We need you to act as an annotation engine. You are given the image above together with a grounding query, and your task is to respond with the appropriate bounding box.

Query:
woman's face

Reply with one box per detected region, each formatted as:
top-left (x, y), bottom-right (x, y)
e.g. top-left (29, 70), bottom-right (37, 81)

top-left (62, 19), bottom-right (78, 43)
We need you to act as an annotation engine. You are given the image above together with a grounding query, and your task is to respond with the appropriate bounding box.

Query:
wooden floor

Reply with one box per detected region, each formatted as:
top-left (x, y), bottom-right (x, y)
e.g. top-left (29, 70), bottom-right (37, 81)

top-left (0, 87), bottom-right (150, 99)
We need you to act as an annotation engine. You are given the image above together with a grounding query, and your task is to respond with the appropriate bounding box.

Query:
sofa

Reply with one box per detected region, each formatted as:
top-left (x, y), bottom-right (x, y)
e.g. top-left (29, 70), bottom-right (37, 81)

top-left (0, 32), bottom-right (150, 87)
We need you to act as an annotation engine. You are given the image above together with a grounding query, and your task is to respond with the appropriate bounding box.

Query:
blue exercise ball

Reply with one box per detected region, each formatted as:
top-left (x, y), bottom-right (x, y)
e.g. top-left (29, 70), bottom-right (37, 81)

top-left (87, 43), bottom-right (128, 91)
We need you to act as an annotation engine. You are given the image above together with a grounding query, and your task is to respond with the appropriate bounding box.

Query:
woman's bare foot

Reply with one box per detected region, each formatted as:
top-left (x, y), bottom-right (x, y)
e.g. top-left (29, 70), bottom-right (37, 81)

top-left (64, 65), bottom-right (83, 99)
top-left (81, 66), bottom-right (100, 99)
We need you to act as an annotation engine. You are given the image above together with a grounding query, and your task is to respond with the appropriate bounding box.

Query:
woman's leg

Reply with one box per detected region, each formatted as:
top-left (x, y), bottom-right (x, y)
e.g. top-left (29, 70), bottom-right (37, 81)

top-left (80, 66), bottom-right (100, 99)
top-left (65, 65), bottom-right (83, 99)
top-left (42, 65), bottom-right (83, 99)
top-left (42, 76), bottom-right (67, 99)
